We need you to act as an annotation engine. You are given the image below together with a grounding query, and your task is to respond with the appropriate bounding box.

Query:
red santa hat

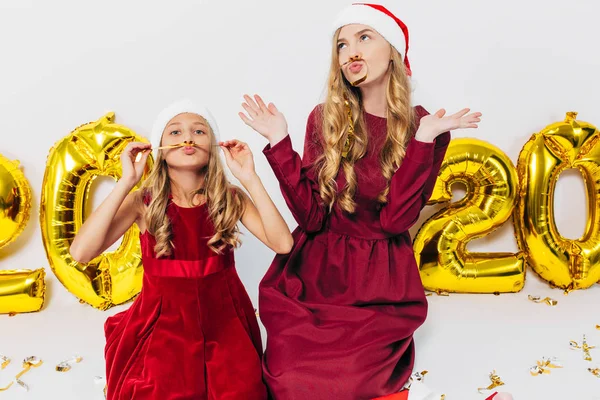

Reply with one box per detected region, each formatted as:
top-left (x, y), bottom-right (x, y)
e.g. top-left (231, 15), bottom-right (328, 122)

top-left (332, 3), bottom-right (411, 76)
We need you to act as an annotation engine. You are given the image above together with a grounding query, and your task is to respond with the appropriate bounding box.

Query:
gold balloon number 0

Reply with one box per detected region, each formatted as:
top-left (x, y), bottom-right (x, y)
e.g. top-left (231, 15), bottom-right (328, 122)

top-left (515, 112), bottom-right (600, 290)
top-left (39, 113), bottom-right (151, 310)
top-left (415, 112), bottom-right (600, 293)
top-left (0, 113), bottom-right (151, 314)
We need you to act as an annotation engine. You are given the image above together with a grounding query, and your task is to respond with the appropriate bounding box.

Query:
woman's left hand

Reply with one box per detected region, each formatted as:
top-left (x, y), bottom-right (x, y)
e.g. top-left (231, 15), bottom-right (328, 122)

top-left (220, 140), bottom-right (256, 183)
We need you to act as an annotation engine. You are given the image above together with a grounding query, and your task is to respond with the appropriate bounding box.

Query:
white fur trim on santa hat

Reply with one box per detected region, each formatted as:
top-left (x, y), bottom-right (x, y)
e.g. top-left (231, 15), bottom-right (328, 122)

top-left (150, 99), bottom-right (220, 158)
top-left (332, 3), bottom-right (407, 59)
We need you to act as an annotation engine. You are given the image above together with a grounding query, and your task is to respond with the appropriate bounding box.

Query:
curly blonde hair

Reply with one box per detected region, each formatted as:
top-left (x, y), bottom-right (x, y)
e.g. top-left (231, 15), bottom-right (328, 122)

top-left (317, 29), bottom-right (415, 213)
top-left (138, 118), bottom-right (245, 257)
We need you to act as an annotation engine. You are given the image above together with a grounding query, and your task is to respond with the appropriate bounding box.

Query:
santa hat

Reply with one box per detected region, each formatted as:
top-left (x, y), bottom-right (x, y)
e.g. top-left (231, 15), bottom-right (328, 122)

top-left (150, 99), bottom-right (220, 158)
top-left (332, 3), bottom-right (411, 76)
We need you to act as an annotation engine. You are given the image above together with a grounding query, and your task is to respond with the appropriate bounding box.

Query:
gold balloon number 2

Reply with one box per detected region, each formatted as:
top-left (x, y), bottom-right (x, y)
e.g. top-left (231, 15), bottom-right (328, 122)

top-left (414, 138), bottom-right (525, 293)
top-left (415, 112), bottom-right (600, 293)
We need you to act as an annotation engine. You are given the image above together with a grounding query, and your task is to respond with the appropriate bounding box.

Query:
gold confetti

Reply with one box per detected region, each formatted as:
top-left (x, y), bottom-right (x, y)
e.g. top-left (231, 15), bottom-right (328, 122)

top-left (530, 357), bottom-right (563, 375)
top-left (0, 355), bottom-right (10, 370)
top-left (16, 379), bottom-right (28, 391)
top-left (596, 325), bottom-right (600, 330)
top-left (570, 335), bottom-right (596, 361)
top-left (589, 367), bottom-right (600, 378)
top-left (425, 290), bottom-right (449, 296)
top-left (0, 382), bottom-right (13, 391)
top-left (402, 370), bottom-right (428, 391)
top-left (9, 356), bottom-right (44, 391)
top-left (527, 295), bottom-right (557, 306)
top-left (477, 370), bottom-right (505, 393)
top-left (56, 355), bottom-right (83, 372)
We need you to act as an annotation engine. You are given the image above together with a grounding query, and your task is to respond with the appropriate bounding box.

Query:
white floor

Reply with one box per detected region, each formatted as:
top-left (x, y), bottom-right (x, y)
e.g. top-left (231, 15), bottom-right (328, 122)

top-left (1, 272), bottom-right (599, 400)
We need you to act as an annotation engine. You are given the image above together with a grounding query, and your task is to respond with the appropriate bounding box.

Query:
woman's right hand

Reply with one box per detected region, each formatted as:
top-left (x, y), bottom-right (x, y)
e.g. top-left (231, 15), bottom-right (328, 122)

top-left (239, 94), bottom-right (288, 147)
top-left (120, 142), bottom-right (151, 186)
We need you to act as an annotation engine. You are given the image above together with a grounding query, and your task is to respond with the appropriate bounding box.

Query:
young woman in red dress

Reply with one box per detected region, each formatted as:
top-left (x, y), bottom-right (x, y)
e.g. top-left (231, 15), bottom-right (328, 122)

top-left (71, 100), bottom-right (293, 399)
top-left (240, 4), bottom-right (512, 400)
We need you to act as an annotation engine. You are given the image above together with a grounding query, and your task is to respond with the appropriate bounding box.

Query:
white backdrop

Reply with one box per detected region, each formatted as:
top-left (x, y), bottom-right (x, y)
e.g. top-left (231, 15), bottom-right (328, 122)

top-left (1, 0), bottom-right (600, 399)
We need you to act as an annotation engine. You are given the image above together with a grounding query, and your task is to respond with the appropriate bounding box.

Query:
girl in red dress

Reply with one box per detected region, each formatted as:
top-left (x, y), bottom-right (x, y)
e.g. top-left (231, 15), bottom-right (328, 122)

top-left (70, 100), bottom-right (293, 400)
top-left (239, 4), bottom-right (512, 400)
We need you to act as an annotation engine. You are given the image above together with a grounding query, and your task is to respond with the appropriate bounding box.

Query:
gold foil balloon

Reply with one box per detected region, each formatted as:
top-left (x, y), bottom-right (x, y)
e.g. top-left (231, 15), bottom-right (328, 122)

top-left (0, 269), bottom-right (45, 314)
top-left (39, 113), bottom-right (151, 310)
top-left (0, 155), bottom-right (32, 248)
top-left (414, 138), bottom-right (525, 293)
top-left (0, 155), bottom-right (45, 314)
top-left (515, 112), bottom-right (600, 291)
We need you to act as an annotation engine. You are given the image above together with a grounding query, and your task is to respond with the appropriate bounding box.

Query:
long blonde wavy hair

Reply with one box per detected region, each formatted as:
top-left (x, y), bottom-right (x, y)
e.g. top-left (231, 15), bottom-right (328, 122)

top-left (317, 30), bottom-right (415, 213)
top-left (137, 118), bottom-right (246, 257)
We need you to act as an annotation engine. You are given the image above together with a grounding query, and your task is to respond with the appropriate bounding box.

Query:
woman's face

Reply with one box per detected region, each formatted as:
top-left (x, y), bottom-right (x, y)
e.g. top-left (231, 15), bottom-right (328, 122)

top-left (337, 23), bottom-right (393, 88)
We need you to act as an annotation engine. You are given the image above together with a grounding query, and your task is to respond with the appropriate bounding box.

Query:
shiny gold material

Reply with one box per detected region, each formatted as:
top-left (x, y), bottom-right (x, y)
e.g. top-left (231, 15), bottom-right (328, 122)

top-left (56, 355), bottom-right (82, 372)
top-left (477, 370), bottom-right (505, 393)
top-left (0, 269), bottom-right (46, 314)
top-left (16, 379), bottom-right (28, 391)
top-left (570, 335), bottom-right (595, 361)
top-left (402, 370), bottom-right (428, 391)
top-left (530, 357), bottom-right (562, 375)
top-left (0, 154), bottom-right (31, 248)
top-left (0, 355), bottom-right (10, 369)
top-left (414, 138), bottom-right (525, 293)
top-left (156, 142), bottom-right (219, 151)
top-left (527, 295), bottom-right (558, 306)
top-left (515, 112), bottom-right (600, 290)
top-left (39, 113), bottom-right (152, 310)
top-left (9, 356), bottom-right (44, 392)
top-left (588, 367), bottom-right (600, 378)
top-left (342, 98), bottom-right (355, 158)
top-left (341, 57), bottom-right (368, 87)
top-left (56, 363), bottom-right (70, 372)
top-left (0, 154), bottom-right (46, 314)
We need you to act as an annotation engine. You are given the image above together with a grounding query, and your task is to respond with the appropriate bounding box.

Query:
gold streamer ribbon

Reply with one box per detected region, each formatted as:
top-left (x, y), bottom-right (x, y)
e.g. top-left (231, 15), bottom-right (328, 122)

top-left (530, 357), bottom-right (563, 375)
top-left (570, 335), bottom-right (596, 361)
top-left (56, 355), bottom-right (83, 372)
top-left (527, 295), bottom-right (557, 306)
top-left (11, 356), bottom-right (44, 391)
top-left (402, 370), bottom-right (428, 391)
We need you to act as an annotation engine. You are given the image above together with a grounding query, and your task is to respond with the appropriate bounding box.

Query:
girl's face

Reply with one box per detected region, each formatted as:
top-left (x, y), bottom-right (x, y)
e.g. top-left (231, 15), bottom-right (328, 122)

top-left (160, 112), bottom-right (212, 170)
top-left (336, 23), bottom-right (393, 88)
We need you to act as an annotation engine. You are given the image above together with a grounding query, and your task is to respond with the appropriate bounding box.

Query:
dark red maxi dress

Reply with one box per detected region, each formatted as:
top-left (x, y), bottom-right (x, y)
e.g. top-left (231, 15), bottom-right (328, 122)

top-left (259, 105), bottom-right (450, 399)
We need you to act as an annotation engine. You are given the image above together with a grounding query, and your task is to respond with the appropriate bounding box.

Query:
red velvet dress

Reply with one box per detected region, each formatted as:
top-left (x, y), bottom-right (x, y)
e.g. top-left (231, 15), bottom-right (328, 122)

top-left (259, 105), bottom-right (450, 399)
top-left (104, 199), bottom-right (267, 400)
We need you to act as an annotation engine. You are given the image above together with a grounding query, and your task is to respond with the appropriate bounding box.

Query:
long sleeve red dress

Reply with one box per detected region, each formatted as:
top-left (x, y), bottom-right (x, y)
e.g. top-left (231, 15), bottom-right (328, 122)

top-left (259, 105), bottom-right (450, 399)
